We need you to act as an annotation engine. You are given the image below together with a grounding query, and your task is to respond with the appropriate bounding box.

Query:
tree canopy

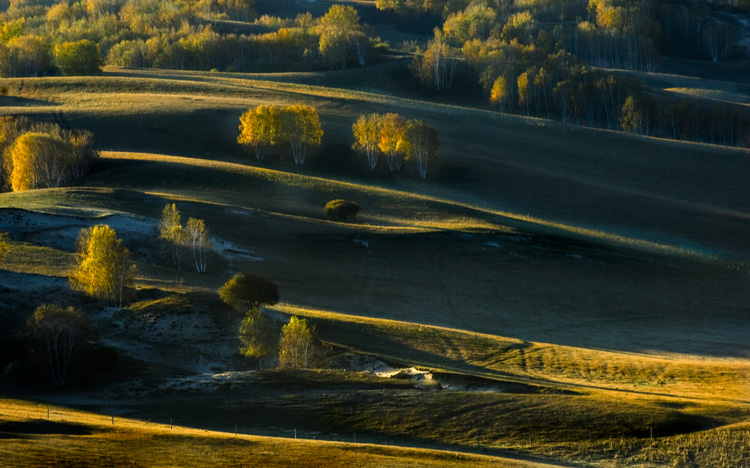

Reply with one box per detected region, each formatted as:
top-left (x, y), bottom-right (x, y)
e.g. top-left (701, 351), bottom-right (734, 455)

top-left (399, 120), bottom-right (440, 179)
top-left (352, 114), bottom-right (383, 171)
top-left (159, 203), bottom-right (184, 269)
top-left (238, 104), bottom-right (322, 164)
top-left (185, 217), bottom-right (211, 273)
top-left (279, 104), bottom-right (323, 165)
top-left (9, 132), bottom-right (73, 191)
top-left (238, 307), bottom-right (276, 360)
top-left (278, 316), bottom-right (316, 369)
top-left (325, 199), bottom-right (361, 222)
top-left (54, 39), bottom-right (103, 76)
top-left (352, 113), bottom-right (440, 177)
top-left (1, 117), bottom-right (97, 193)
top-left (237, 105), bottom-right (281, 160)
top-left (70, 224), bottom-right (136, 308)
top-left (219, 273), bottom-right (280, 310)
top-left (317, 4), bottom-right (365, 69)
top-left (25, 304), bottom-right (90, 387)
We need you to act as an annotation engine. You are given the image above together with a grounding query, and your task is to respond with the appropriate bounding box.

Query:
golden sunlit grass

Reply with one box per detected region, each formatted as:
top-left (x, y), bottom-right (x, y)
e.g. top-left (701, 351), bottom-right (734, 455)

top-left (0, 399), bottom-right (556, 468)
top-left (272, 304), bottom-right (750, 403)
top-left (2, 241), bottom-right (72, 277)
top-left (2, 65), bottom-right (749, 468)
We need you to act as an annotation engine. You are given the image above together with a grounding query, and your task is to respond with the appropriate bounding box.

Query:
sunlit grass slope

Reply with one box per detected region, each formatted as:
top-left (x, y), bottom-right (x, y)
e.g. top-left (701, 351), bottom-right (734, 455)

top-left (3, 67), bottom-right (749, 262)
top-left (0, 399), bottom-right (564, 468)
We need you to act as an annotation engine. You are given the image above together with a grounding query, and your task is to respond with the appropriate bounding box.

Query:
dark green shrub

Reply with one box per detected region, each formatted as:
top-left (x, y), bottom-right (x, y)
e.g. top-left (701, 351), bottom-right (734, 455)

top-left (325, 199), bottom-right (361, 222)
top-left (219, 273), bottom-right (280, 311)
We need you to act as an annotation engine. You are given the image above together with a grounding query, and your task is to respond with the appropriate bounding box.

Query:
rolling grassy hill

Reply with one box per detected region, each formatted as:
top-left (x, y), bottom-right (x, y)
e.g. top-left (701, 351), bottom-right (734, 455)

top-left (1, 64), bottom-right (749, 467)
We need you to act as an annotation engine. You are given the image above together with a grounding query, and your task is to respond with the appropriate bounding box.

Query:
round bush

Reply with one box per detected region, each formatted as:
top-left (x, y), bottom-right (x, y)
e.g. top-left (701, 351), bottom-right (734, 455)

top-left (325, 199), bottom-right (361, 222)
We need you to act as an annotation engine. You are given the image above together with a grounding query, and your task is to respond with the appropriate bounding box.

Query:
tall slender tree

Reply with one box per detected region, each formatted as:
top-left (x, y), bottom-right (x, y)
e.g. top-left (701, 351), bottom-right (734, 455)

top-left (399, 120), bottom-right (439, 179)
top-left (159, 203), bottom-right (183, 269)
top-left (185, 217), bottom-right (211, 273)
top-left (279, 316), bottom-right (316, 369)
top-left (378, 113), bottom-right (406, 172)
top-left (352, 113), bottom-right (383, 171)
top-left (26, 304), bottom-right (90, 387)
top-left (70, 225), bottom-right (136, 308)
top-left (279, 104), bottom-right (323, 165)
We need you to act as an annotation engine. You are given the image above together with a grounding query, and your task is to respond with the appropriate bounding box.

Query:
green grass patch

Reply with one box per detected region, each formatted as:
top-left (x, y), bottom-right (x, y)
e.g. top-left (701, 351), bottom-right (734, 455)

top-left (2, 241), bottom-right (72, 277)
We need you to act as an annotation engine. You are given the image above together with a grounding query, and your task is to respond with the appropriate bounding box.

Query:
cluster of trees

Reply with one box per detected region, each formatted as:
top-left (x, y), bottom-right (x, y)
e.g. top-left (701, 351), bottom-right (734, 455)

top-left (0, 2), bottom-right (381, 76)
top-left (0, 117), bottom-right (98, 192)
top-left (238, 104), bottom-right (322, 165)
top-left (159, 203), bottom-right (212, 273)
top-left (352, 113), bottom-right (439, 178)
top-left (219, 273), bottom-right (318, 368)
top-left (619, 93), bottom-right (746, 146)
top-left (405, 1), bottom-right (748, 147)
top-left (1, 204), bottom-right (219, 388)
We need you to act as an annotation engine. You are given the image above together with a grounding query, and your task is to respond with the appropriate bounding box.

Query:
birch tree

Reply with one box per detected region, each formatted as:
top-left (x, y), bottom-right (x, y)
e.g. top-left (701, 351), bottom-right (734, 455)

top-left (70, 225), bottom-right (136, 308)
top-left (238, 307), bottom-right (276, 360)
top-left (352, 113), bottom-right (383, 171)
top-left (318, 4), bottom-right (364, 69)
top-left (489, 75), bottom-right (509, 112)
top-left (237, 105), bottom-right (281, 160)
top-left (378, 113), bottom-right (406, 172)
top-left (399, 120), bottom-right (439, 179)
top-left (26, 304), bottom-right (90, 387)
top-left (159, 203), bottom-right (183, 269)
top-left (10, 132), bottom-right (73, 191)
top-left (185, 217), bottom-right (211, 273)
top-left (279, 316), bottom-right (317, 369)
top-left (279, 104), bottom-right (323, 165)
top-left (412, 31), bottom-right (459, 91)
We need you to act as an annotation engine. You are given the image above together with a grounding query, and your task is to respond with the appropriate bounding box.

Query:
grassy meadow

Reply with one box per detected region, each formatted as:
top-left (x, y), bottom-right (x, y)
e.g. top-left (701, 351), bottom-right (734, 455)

top-left (1, 47), bottom-right (749, 468)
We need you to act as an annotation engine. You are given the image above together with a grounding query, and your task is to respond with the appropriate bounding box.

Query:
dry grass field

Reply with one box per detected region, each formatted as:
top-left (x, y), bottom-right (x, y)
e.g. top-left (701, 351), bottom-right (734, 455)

top-left (2, 399), bottom-right (566, 468)
top-left (1, 60), bottom-right (749, 468)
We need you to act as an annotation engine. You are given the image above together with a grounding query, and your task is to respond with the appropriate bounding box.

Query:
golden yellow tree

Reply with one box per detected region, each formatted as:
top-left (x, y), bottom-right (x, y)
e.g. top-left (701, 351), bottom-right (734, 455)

top-left (317, 4), bottom-right (363, 70)
top-left (279, 316), bottom-right (316, 369)
top-left (489, 75), bottom-right (509, 112)
top-left (10, 132), bottom-right (72, 191)
top-left (352, 113), bottom-right (383, 171)
top-left (70, 225), bottom-right (136, 308)
top-left (159, 203), bottom-right (184, 269)
top-left (279, 104), bottom-right (323, 165)
top-left (53, 39), bottom-right (103, 76)
top-left (237, 105), bottom-right (281, 160)
top-left (378, 113), bottom-right (406, 172)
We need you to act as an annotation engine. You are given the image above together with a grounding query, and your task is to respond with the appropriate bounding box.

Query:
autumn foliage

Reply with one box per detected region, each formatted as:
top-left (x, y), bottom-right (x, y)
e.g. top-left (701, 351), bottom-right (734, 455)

top-left (70, 225), bottom-right (136, 308)
top-left (238, 104), bottom-right (322, 164)
top-left (352, 113), bottom-right (439, 178)
top-left (0, 117), bottom-right (97, 192)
